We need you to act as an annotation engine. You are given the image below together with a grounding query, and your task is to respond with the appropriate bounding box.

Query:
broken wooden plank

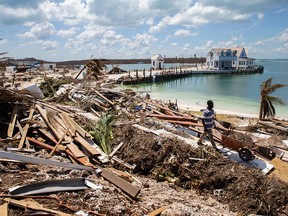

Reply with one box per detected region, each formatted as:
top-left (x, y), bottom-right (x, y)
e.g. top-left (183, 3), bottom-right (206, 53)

top-left (38, 128), bottom-right (58, 144)
top-left (16, 120), bottom-right (31, 148)
top-left (94, 90), bottom-right (114, 106)
top-left (74, 134), bottom-right (102, 156)
top-left (109, 142), bottom-right (124, 158)
top-left (27, 137), bottom-right (63, 154)
top-left (0, 203), bottom-right (8, 216)
top-left (258, 121), bottom-right (288, 133)
top-left (67, 143), bottom-right (86, 158)
top-left (36, 104), bottom-right (62, 140)
top-left (111, 156), bottom-right (136, 170)
top-left (60, 112), bottom-right (92, 139)
top-left (147, 207), bottom-right (166, 216)
top-left (164, 120), bottom-right (203, 127)
top-left (48, 129), bottom-right (68, 158)
top-left (7, 106), bottom-right (18, 137)
top-left (65, 149), bottom-right (95, 168)
top-left (18, 108), bottom-right (35, 149)
top-left (101, 169), bottom-right (140, 198)
top-left (147, 113), bottom-right (198, 122)
top-left (4, 198), bottom-right (71, 216)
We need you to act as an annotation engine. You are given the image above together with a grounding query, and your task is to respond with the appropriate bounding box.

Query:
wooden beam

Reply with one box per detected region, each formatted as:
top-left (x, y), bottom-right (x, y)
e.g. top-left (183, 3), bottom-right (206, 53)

top-left (4, 198), bottom-right (71, 216)
top-left (7, 106), bottom-right (18, 137)
top-left (147, 113), bottom-right (198, 122)
top-left (74, 134), bottom-right (102, 156)
top-left (16, 120), bottom-right (31, 148)
top-left (36, 104), bottom-right (62, 140)
top-left (147, 207), bottom-right (166, 216)
top-left (94, 90), bottom-right (114, 106)
top-left (0, 203), bottom-right (8, 216)
top-left (18, 108), bottom-right (35, 149)
top-left (67, 143), bottom-right (85, 158)
top-left (109, 142), bottom-right (124, 158)
top-left (48, 129), bottom-right (68, 158)
top-left (60, 112), bottom-right (92, 139)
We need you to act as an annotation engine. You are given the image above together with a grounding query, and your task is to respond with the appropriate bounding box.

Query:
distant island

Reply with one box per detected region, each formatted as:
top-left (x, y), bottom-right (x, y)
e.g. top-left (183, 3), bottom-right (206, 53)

top-left (52, 57), bottom-right (206, 66)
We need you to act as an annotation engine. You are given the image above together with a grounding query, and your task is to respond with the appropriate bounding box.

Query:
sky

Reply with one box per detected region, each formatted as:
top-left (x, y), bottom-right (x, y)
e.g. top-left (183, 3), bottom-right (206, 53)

top-left (0, 0), bottom-right (288, 62)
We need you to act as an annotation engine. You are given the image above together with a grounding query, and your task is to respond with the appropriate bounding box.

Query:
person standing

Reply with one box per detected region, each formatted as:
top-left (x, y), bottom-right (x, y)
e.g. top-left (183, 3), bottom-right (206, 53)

top-left (197, 100), bottom-right (217, 149)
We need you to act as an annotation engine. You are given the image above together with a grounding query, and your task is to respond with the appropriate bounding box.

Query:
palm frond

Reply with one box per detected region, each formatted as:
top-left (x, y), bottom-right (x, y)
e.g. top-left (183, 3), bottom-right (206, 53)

top-left (259, 77), bottom-right (287, 119)
top-left (90, 113), bottom-right (115, 155)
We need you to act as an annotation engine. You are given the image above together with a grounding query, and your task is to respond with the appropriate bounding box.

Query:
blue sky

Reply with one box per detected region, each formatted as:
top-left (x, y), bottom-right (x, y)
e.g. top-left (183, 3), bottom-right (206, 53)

top-left (0, 0), bottom-right (288, 61)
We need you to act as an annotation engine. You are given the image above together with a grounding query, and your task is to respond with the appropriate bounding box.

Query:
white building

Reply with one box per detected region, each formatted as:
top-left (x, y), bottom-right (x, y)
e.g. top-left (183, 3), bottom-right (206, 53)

top-left (151, 54), bottom-right (164, 70)
top-left (206, 47), bottom-right (255, 70)
top-left (42, 63), bottom-right (57, 70)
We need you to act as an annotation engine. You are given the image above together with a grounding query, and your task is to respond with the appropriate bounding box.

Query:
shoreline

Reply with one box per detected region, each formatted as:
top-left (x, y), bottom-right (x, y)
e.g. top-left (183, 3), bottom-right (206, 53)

top-left (177, 102), bottom-right (259, 119)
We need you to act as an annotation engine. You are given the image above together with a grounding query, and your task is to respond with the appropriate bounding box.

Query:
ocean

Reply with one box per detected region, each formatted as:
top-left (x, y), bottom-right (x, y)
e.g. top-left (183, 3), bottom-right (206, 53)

top-left (116, 59), bottom-right (288, 119)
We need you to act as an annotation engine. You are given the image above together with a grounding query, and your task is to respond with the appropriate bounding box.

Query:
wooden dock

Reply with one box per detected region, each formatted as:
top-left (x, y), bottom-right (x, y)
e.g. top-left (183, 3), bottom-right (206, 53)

top-left (116, 66), bottom-right (264, 85)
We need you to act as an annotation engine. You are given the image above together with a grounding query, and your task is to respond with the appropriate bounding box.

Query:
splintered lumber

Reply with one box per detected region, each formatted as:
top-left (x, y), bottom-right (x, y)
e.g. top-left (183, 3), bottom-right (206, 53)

top-left (18, 108), bottom-right (35, 149)
top-left (101, 169), bottom-right (140, 197)
top-left (3, 198), bottom-right (71, 216)
top-left (146, 101), bottom-right (185, 116)
top-left (147, 207), bottom-right (166, 216)
top-left (94, 90), bottom-right (114, 106)
top-left (164, 120), bottom-right (203, 127)
top-left (27, 137), bottom-right (63, 154)
top-left (67, 143), bottom-right (85, 158)
top-left (36, 104), bottom-right (62, 140)
top-left (65, 149), bottom-right (95, 168)
top-left (60, 112), bottom-right (92, 139)
top-left (74, 134), bottom-right (101, 156)
top-left (147, 113), bottom-right (198, 122)
top-left (16, 121), bottom-right (31, 148)
top-left (48, 129), bottom-right (68, 158)
top-left (38, 128), bottom-right (58, 144)
top-left (0, 203), bottom-right (8, 216)
top-left (109, 142), bottom-right (124, 158)
top-left (258, 120), bottom-right (288, 133)
top-left (7, 106), bottom-right (18, 137)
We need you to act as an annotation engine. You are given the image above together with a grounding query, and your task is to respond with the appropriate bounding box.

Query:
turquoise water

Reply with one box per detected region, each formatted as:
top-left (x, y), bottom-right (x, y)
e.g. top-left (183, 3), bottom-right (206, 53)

top-left (118, 59), bottom-right (288, 119)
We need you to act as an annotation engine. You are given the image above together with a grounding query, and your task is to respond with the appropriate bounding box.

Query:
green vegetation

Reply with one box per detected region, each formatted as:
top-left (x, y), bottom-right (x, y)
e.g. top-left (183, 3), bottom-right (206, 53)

top-left (90, 113), bottom-right (115, 155)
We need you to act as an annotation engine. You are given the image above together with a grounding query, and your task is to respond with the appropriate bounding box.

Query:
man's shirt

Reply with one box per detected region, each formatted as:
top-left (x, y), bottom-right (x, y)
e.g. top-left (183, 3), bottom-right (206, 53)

top-left (202, 108), bottom-right (215, 130)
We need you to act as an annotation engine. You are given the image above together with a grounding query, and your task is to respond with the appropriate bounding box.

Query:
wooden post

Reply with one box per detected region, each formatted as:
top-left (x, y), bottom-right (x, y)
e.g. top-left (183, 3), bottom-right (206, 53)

top-left (18, 108), bottom-right (35, 149)
top-left (143, 68), bottom-right (145, 78)
top-left (7, 106), bottom-right (18, 137)
top-left (136, 69), bottom-right (138, 81)
top-left (48, 129), bottom-right (68, 158)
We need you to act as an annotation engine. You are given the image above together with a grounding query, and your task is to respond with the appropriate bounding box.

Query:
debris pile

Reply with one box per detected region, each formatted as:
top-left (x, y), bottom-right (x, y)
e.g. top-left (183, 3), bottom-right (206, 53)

top-left (0, 69), bottom-right (288, 215)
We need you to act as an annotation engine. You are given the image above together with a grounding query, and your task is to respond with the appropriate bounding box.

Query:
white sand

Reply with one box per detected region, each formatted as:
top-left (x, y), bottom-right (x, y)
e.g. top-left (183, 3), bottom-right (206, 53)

top-left (177, 102), bottom-right (258, 118)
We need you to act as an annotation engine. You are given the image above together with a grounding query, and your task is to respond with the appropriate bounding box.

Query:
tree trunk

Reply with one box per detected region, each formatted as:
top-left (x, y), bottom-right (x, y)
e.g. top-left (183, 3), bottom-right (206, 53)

top-left (259, 97), bottom-right (263, 119)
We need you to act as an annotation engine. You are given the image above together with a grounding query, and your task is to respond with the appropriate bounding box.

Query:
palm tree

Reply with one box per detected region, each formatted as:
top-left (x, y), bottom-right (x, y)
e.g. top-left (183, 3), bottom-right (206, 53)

top-left (259, 78), bottom-right (287, 119)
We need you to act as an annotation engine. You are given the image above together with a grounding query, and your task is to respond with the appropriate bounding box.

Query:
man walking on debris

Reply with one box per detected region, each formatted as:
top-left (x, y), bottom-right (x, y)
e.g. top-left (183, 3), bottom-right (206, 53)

top-left (197, 100), bottom-right (217, 150)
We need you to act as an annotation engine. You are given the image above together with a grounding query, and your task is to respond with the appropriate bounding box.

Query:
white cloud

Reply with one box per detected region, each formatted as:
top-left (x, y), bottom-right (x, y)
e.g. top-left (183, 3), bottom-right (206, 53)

top-left (171, 42), bottom-right (178, 46)
top-left (57, 27), bottom-right (79, 37)
top-left (174, 29), bottom-right (198, 37)
top-left (169, 2), bottom-right (251, 27)
top-left (42, 40), bottom-right (59, 52)
top-left (149, 16), bottom-right (171, 33)
top-left (20, 21), bottom-right (56, 40)
top-left (231, 34), bottom-right (243, 41)
top-left (101, 31), bottom-right (125, 46)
